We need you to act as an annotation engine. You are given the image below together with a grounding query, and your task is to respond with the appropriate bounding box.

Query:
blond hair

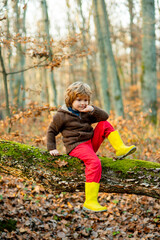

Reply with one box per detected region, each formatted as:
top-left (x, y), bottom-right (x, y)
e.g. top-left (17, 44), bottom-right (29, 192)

top-left (65, 82), bottom-right (92, 107)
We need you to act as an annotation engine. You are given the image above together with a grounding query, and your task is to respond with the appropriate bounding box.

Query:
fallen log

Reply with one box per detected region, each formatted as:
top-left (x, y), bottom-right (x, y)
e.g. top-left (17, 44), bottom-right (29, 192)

top-left (0, 140), bottom-right (160, 199)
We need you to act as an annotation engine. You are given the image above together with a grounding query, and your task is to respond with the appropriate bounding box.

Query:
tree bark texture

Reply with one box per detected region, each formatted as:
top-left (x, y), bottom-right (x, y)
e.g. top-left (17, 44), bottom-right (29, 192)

top-left (0, 140), bottom-right (160, 199)
top-left (13, 0), bottom-right (25, 108)
top-left (141, 0), bottom-right (157, 123)
top-left (128, 0), bottom-right (137, 85)
top-left (20, 1), bottom-right (27, 109)
top-left (0, 46), bottom-right (11, 118)
top-left (92, 0), bottom-right (110, 112)
top-left (97, 0), bottom-right (124, 117)
top-left (5, 0), bottom-right (14, 105)
top-left (41, 0), bottom-right (57, 107)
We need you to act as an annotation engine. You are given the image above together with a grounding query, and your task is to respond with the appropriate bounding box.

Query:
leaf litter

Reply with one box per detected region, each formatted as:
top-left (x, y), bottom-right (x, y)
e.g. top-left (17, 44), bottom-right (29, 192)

top-left (0, 173), bottom-right (159, 240)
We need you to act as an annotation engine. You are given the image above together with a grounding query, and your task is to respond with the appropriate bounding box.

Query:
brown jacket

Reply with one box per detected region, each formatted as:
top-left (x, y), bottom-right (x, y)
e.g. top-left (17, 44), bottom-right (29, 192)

top-left (47, 105), bottom-right (109, 154)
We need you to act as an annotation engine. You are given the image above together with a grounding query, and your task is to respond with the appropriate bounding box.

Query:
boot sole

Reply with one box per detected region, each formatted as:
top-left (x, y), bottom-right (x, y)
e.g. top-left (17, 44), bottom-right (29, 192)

top-left (116, 146), bottom-right (137, 160)
top-left (83, 206), bottom-right (107, 212)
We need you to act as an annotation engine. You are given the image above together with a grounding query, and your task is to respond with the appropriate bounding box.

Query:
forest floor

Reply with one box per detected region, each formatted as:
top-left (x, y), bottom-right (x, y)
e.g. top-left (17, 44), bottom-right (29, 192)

top-left (0, 85), bottom-right (160, 239)
top-left (0, 172), bottom-right (160, 240)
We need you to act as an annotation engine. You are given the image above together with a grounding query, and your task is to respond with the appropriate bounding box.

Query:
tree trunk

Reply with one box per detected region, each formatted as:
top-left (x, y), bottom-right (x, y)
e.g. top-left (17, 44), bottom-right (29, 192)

top-left (0, 140), bottom-right (160, 199)
top-left (14, 0), bottom-right (24, 108)
top-left (0, 46), bottom-right (11, 118)
top-left (141, 0), bottom-right (157, 124)
top-left (4, 0), bottom-right (14, 105)
top-left (97, 0), bottom-right (124, 117)
top-left (20, 0), bottom-right (27, 109)
top-left (128, 0), bottom-right (137, 85)
top-left (41, 0), bottom-right (57, 107)
top-left (93, 0), bottom-right (110, 112)
top-left (41, 68), bottom-right (49, 104)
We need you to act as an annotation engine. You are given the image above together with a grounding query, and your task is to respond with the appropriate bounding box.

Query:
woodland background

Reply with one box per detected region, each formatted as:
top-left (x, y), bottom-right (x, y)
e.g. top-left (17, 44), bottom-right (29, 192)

top-left (0, 0), bottom-right (159, 160)
top-left (0, 0), bottom-right (160, 239)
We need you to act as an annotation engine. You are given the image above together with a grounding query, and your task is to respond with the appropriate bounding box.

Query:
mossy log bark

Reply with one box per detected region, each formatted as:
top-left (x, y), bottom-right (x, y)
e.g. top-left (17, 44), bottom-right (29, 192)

top-left (0, 140), bottom-right (160, 199)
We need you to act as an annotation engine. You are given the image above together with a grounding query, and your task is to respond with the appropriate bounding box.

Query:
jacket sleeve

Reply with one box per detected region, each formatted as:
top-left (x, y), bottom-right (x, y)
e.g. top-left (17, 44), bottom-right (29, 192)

top-left (47, 112), bottom-right (64, 151)
top-left (89, 105), bottom-right (109, 123)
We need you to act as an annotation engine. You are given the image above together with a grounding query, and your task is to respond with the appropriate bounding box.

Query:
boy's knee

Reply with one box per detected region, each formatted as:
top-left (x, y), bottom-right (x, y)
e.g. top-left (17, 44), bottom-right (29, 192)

top-left (96, 121), bottom-right (110, 130)
top-left (96, 120), bottom-right (115, 134)
top-left (94, 158), bottom-right (102, 171)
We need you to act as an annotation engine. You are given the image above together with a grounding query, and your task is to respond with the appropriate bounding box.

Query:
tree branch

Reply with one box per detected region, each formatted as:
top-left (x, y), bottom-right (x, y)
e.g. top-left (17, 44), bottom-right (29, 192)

top-left (5, 58), bottom-right (48, 75)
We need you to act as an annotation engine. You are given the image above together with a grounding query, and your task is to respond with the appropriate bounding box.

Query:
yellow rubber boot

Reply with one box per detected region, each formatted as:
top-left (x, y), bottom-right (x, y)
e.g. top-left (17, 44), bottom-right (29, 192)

top-left (108, 131), bottom-right (136, 159)
top-left (83, 182), bottom-right (107, 212)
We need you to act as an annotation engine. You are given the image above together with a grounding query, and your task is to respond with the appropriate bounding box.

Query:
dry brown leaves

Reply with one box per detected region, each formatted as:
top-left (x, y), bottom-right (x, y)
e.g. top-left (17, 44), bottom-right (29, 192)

top-left (0, 173), bottom-right (160, 240)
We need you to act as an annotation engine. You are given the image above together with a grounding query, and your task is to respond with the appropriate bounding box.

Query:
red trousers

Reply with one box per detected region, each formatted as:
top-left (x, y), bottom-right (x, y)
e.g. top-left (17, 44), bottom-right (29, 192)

top-left (69, 121), bottom-right (115, 183)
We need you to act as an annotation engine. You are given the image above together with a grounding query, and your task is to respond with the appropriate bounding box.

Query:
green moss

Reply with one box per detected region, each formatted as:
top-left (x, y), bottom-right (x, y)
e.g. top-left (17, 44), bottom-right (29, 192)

top-left (0, 139), bottom-right (52, 163)
top-left (0, 140), bottom-right (84, 178)
top-left (1, 139), bottom-right (160, 180)
top-left (101, 157), bottom-right (160, 175)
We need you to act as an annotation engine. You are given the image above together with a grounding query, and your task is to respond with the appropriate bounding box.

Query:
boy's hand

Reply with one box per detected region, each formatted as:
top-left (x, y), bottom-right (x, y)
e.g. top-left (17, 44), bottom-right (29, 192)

top-left (49, 149), bottom-right (59, 156)
top-left (81, 105), bottom-right (94, 112)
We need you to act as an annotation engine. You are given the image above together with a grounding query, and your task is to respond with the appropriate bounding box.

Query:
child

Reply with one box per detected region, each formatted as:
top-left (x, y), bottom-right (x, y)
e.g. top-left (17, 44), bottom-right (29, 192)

top-left (47, 82), bottom-right (136, 212)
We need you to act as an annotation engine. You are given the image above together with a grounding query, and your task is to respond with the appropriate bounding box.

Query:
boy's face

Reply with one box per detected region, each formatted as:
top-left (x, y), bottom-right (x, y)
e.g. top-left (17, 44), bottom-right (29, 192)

top-left (72, 95), bottom-right (89, 112)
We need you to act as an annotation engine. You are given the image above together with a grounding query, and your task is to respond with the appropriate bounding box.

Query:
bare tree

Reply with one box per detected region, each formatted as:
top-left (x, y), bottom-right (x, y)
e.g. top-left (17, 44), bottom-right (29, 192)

top-left (128, 0), bottom-right (137, 85)
top-left (141, 0), bottom-right (157, 123)
top-left (99, 0), bottom-right (124, 117)
top-left (93, 0), bottom-right (124, 117)
top-left (0, 46), bottom-right (11, 118)
top-left (41, 0), bottom-right (57, 106)
top-left (92, 0), bottom-right (110, 112)
top-left (12, 0), bottom-right (27, 109)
